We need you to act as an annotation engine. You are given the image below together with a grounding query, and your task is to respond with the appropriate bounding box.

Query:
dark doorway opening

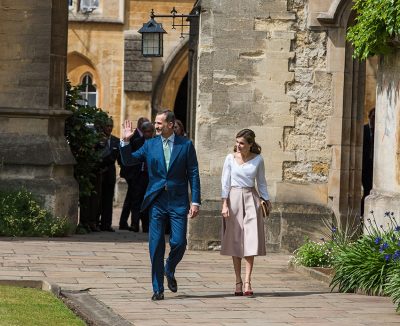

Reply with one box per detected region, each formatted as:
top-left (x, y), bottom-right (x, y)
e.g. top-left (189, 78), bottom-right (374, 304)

top-left (174, 73), bottom-right (188, 132)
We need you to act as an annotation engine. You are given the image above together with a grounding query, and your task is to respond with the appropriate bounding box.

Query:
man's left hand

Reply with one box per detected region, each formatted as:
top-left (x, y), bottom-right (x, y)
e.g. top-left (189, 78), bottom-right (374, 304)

top-left (188, 205), bottom-right (199, 219)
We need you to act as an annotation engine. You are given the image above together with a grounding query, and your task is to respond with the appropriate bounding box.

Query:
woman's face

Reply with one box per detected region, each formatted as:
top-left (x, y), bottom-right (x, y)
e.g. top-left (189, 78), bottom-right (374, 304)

top-left (236, 137), bottom-right (251, 154)
top-left (174, 124), bottom-right (183, 136)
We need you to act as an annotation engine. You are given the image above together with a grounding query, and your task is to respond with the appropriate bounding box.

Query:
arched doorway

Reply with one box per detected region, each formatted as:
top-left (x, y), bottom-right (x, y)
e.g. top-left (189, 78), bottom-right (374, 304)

top-left (152, 40), bottom-right (189, 131)
top-left (173, 73), bottom-right (188, 131)
top-left (317, 1), bottom-right (378, 225)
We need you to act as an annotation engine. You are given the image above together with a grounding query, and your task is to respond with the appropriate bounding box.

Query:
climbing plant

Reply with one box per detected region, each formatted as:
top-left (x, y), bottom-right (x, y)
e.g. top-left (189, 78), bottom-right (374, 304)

top-left (347, 0), bottom-right (400, 60)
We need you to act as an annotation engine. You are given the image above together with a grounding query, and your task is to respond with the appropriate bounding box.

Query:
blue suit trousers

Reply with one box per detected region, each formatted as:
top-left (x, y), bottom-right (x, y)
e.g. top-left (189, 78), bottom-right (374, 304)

top-left (149, 190), bottom-right (188, 293)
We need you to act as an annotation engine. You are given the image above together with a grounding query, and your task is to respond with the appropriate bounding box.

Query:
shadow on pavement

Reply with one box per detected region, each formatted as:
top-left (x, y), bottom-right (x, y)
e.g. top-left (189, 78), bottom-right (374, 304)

top-left (173, 291), bottom-right (330, 299)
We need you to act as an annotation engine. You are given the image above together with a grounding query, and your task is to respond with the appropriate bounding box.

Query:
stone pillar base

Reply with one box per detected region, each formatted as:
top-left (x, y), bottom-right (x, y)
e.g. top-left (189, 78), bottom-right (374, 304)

top-left (364, 190), bottom-right (400, 230)
top-left (0, 123), bottom-right (79, 225)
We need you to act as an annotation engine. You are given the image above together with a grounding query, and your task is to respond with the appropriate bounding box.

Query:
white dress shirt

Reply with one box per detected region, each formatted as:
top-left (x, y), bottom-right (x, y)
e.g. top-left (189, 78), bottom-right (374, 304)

top-left (221, 153), bottom-right (269, 200)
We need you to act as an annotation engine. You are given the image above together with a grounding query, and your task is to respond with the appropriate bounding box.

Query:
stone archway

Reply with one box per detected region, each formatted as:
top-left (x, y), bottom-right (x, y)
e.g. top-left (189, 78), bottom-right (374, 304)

top-left (152, 40), bottom-right (189, 124)
top-left (313, 0), bottom-right (377, 225)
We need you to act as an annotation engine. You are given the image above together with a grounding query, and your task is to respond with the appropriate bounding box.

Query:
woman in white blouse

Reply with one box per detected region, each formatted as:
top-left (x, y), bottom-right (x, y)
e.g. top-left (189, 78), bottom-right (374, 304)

top-left (221, 129), bottom-right (272, 296)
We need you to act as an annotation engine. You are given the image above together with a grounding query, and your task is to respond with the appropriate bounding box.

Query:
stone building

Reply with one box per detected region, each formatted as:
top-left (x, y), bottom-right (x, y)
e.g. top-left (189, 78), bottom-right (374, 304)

top-left (67, 0), bottom-right (196, 137)
top-left (2, 0), bottom-right (399, 253)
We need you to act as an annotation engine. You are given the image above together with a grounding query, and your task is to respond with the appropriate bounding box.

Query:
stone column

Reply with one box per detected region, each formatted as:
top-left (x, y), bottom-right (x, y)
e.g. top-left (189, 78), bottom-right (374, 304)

top-left (365, 51), bottom-right (400, 228)
top-left (0, 1), bottom-right (78, 222)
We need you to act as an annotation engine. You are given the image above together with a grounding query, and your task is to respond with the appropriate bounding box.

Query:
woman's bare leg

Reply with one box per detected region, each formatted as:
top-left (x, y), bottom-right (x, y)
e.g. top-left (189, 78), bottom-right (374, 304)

top-left (232, 256), bottom-right (242, 292)
top-left (244, 256), bottom-right (254, 292)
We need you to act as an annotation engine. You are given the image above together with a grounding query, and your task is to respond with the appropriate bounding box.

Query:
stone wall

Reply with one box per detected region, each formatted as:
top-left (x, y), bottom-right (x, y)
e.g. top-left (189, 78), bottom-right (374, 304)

top-left (191, 0), bottom-right (332, 252)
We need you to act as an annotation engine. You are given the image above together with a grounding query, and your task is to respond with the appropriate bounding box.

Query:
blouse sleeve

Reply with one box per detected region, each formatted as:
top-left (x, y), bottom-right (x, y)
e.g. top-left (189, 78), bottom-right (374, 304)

top-left (256, 156), bottom-right (270, 200)
top-left (221, 155), bottom-right (232, 199)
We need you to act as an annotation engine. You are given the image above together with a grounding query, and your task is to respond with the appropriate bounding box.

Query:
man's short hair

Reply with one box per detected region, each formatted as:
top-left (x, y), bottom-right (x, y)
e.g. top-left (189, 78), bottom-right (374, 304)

top-left (106, 118), bottom-right (113, 126)
top-left (137, 117), bottom-right (149, 130)
top-left (141, 121), bottom-right (154, 131)
top-left (157, 109), bottom-right (175, 125)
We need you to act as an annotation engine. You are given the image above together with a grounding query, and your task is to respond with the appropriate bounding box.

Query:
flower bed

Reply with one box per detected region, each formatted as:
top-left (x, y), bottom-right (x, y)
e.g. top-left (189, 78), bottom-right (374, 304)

top-left (292, 212), bottom-right (400, 313)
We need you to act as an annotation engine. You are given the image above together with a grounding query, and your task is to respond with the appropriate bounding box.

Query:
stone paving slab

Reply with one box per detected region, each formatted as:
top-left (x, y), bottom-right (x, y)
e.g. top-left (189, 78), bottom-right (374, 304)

top-left (0, 211), bottom-right (398, 325)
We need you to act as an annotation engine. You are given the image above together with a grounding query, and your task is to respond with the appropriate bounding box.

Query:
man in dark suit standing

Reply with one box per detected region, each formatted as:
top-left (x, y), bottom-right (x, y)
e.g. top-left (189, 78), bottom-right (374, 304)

top-left (98, 118), bottom-right (120, 232)
top-left (361, 108), bottom-right (375, 216)
top-left (128, 121), bottom-right (154, 232)
top-left (119, 117), bottom-right (149, 230)
top-left (120, 110), bottom-right (201, 301)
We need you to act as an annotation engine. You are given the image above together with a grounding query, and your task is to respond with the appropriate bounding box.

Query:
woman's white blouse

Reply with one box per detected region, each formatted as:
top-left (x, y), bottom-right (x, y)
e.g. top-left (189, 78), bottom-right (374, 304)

top-left (221, 153), bottom-right (269, 200)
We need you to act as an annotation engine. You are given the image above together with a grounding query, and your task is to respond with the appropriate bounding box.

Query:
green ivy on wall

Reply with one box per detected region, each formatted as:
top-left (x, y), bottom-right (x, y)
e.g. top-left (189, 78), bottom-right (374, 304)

top-left (347, 0), bottom-right (400, 60)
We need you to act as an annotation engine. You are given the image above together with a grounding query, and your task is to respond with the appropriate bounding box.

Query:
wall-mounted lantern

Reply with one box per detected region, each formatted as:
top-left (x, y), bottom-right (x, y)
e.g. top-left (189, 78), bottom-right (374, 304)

top-left (138, 18), bottom-right (167, 57)
top-left (138, 7), bottom-right (199, 57)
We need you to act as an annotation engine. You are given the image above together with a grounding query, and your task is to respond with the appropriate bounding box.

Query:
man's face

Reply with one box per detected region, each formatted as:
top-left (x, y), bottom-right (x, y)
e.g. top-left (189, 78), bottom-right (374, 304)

top-left (154, 114), bottom-right (173, 136)
top-left (104, 124), bottom-right (113, 137)
top-left (142, 128), bottom-right (154, 139)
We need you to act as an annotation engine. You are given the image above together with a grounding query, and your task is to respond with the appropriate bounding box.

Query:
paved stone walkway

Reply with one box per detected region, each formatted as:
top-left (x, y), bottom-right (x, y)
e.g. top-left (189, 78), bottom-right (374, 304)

top-left (0, 213), bottom-right (398, 325)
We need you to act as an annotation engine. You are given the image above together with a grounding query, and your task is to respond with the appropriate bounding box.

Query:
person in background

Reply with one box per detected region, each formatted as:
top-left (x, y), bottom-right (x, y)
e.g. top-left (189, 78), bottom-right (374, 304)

top-left (220, 129), bottom-right (271, 296)
top-left (174, 119), bottom-right (186, 137)
top-left (119, 117), bottom-right (150, 230)
top-left (361, 108), bottom-right (375, 217)
top-left (129, 121), bottom-right (155, 232)
top-left (98, 118), bottom-right (120, 232)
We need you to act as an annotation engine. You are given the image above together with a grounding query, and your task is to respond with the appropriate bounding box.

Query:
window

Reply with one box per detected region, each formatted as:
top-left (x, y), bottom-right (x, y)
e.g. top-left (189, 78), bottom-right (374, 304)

top-left (79, 74), bottom-right (97, 107)
top-left (80, 0), bottom-right (99, 13)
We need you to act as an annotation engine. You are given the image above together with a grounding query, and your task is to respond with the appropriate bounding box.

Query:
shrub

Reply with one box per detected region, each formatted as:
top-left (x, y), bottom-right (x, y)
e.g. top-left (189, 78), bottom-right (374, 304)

top-left (386, 263), bottom-right (400, 312)
top-left (292, 238), bottom-right (336, 268)
top-left (0, 189), bottom-right (73, 237)
top-left (64, 80), bottom-right (110, 198)
top-left (330, 211), bottom-right (400, 297)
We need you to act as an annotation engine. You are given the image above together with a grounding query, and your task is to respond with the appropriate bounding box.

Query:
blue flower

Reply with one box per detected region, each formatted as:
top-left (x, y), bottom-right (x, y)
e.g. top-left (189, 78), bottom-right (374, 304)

top-left (385, 254), bottom-right (392, 262)
top-left (375, 237), bottom-right (382, 245)
top-left (379, 243), bottom-right (389, 252)
top-left (332, 227), bottom-right (337, 233)
top-left (395, 226), bottom-right (400, 232)
top-left (393, 250), bottom-right (400, 261)
top-left (398, 240), bottom-right (400, 247)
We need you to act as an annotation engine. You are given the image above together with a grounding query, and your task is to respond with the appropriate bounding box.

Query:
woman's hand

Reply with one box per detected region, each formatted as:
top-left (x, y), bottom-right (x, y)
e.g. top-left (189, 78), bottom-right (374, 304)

top-left (221, 200), bottom-right (230, 218)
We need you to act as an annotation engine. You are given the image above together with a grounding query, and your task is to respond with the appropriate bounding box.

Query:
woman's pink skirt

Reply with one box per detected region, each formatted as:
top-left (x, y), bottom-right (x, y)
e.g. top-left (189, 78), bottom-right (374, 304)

top-left (220, 187), bottom-right (266, 257)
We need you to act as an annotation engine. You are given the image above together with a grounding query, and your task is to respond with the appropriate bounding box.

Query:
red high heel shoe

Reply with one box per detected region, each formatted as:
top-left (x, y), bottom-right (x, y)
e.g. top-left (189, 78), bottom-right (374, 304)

top-left (234, 281), bottom-right (243, 296)
top-left (244, 281), bottom-right (253, 296)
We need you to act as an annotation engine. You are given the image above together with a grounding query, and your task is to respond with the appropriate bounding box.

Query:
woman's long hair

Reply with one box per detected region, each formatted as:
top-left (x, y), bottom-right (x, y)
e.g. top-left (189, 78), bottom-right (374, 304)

top-left (233, 129), bottom-right (261, 154)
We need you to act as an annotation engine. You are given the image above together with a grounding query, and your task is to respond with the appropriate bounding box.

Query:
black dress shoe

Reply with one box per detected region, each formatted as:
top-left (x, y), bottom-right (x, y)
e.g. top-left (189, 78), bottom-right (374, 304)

top-left (129, 224), bottom-right (139, 232)
top-left (101, 227), bottom-right (115, 232)
top-left (165, 273), bottom-right (177, 293)
top-left (151, 292), bottom-right (164, 301)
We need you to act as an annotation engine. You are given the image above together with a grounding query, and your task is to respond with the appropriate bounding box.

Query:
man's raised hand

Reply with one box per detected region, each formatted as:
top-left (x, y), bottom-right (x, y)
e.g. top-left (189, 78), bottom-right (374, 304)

top-left (122, 120), bottom-right (135, 142)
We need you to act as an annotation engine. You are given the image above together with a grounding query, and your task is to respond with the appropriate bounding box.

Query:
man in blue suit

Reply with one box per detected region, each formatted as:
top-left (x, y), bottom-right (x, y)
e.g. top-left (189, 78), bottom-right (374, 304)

top-left (120, 110), bottom-right (201, 300)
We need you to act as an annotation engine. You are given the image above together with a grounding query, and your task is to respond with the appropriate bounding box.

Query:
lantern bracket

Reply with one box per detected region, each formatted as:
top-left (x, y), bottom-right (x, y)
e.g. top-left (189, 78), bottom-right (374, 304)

top-left (150, 7), bottom-right (199, 38)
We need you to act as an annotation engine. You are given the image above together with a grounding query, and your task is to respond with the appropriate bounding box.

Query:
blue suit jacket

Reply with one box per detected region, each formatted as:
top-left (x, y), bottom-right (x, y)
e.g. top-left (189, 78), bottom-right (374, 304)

top-left (120, 135), bottom-right (201, 213)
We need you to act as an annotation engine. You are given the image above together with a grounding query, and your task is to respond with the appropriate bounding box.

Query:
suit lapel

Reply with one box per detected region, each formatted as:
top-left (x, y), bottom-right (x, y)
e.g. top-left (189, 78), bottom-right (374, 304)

top-left (168, 136), bottom-right (183, 171)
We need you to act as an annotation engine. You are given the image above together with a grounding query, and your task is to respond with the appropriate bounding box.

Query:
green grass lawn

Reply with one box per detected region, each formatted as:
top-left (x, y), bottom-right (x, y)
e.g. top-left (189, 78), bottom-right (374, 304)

top-left (0, 285), bottom-right (85, 326)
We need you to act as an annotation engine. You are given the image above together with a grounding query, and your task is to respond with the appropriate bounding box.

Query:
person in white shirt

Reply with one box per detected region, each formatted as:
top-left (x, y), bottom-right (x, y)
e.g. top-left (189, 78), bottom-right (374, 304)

top-left (221, 128), bottom-right (272, 296)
